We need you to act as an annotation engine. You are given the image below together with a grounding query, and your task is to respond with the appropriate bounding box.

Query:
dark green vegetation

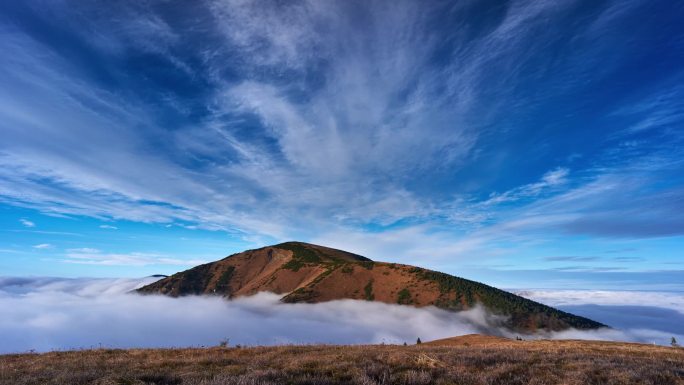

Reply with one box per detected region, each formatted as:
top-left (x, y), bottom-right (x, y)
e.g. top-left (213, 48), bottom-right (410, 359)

top-left (364, 279), bottom-right (374, 301)
top-left (276, 242), bottom-right (322, 263)
top-left (278, 242), bottom-right (370, 272)
top-left (214, 267), bottom-right (235, 293)
top-left (397, 288), bottom-right (412, 305)
top-left (276, 242), bottom-right (371, 263)
top-left (2, 341), bottom-right (683, 385)
top-left (137, 262), bottom-right (216, 296)
top-left (413, 269), bottom-right (605, 330)
top-left (171, 264), bottom-right (214, 296)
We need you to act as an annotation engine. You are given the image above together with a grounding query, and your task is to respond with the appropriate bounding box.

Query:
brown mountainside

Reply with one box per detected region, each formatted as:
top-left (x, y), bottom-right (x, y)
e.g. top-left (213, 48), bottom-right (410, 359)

top-left (137, 242), bottom-right (605, 333)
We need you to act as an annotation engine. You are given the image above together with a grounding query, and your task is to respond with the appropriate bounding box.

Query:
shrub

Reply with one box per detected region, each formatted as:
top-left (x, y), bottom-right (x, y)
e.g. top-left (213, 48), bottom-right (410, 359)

top-left (397, 288), bottom-right (412, 305)
top-left (364, 280), bottom-right (374, 301)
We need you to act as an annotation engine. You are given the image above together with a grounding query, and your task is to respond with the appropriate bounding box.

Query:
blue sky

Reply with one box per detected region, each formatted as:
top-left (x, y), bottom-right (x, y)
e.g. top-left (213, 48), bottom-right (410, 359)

top-left (0, 0), bottom-right (682, 289)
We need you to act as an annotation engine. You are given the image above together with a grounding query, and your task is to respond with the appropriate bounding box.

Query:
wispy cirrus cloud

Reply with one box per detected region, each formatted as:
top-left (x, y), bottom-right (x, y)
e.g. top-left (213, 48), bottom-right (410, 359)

top-left (480, 167), bottom-right (570, 206)
top-left (0, 0), bottom-right (682, 277)
top-left (544, 256), bottom-right (600, 262)
top-left (62, 248), bottom-right (207, 267)
top-left (0, 1), bottom-right (596, 232)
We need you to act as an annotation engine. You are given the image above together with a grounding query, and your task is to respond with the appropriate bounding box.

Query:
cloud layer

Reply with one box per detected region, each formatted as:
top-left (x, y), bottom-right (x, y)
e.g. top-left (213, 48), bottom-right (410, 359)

top-left (517, 289), bottom-right (684, 337)
top-left (0, 277), bottom-right (681, 354)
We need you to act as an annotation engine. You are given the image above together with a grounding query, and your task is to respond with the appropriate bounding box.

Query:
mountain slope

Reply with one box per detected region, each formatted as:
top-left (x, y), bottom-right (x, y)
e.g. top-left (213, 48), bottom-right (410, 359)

top-left (137, 242), bottom-right (605, 332)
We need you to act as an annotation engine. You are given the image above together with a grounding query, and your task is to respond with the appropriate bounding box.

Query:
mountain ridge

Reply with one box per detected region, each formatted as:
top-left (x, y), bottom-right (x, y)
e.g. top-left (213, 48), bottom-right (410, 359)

top-left (137, 241), bottom-right (606, 332)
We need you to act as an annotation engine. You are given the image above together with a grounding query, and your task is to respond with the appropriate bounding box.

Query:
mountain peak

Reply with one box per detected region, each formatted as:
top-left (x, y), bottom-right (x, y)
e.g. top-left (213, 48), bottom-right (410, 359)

top-left (137, 242), bottom-right (605, 333)
top-left (271, 241), bottom-right (372, 263)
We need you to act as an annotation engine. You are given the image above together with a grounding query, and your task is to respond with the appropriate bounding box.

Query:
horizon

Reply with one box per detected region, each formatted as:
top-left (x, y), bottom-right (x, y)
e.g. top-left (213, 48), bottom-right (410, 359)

top-left (0, 0), bottom-right (683, 352)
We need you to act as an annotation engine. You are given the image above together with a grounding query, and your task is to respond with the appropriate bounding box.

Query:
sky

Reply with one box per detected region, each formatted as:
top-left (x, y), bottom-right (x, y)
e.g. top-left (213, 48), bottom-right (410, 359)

top-left (0, 0), bottom-right (683, 290)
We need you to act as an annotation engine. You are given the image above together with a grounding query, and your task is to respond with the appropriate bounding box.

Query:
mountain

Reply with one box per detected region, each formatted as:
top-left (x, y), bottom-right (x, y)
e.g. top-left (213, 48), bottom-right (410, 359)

top-left (137, 241), bottom-right (605, 332)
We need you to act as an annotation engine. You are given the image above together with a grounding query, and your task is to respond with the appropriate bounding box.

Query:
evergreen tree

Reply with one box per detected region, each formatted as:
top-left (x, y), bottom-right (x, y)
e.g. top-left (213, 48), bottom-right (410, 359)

top-left (416, 337), bottom-right (422, 345)
top-left (672, 337), bottom-right (679, 347)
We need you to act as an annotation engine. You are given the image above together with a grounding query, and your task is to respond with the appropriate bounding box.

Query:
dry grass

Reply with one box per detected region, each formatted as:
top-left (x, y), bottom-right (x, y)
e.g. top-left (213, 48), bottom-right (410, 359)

top-left (1, 338), bottom-right (683, 385)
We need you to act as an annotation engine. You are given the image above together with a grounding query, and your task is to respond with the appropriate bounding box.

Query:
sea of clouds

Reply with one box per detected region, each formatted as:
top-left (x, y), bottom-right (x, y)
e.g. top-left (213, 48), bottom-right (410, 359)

top-left (516, 289), bottom-right (684, 339)
top-left (0, 277), bottom-right (682, 354)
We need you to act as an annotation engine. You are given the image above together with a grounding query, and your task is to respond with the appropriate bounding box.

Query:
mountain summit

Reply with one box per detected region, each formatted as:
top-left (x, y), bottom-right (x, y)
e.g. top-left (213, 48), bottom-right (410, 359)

top-left (137, 242), bottom-right (605, 332)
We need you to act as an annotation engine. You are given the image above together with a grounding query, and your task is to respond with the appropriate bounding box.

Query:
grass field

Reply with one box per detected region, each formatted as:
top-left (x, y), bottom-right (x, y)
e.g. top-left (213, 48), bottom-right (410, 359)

top-left (1, 336), bottom-right (683, 385)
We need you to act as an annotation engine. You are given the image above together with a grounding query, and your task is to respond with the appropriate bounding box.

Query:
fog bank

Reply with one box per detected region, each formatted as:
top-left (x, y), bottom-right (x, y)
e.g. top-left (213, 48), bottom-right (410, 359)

top-left (0, 277), bottom-right (681, 353)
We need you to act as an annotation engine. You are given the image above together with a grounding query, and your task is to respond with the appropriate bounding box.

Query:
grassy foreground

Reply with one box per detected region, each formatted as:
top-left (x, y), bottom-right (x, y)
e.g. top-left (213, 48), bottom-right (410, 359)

top-left (1, 338), bottom-right (683, 385)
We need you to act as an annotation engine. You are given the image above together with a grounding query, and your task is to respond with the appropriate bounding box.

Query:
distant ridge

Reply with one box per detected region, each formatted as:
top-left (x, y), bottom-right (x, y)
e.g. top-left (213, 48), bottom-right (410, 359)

top-left (137, 241), bottom-right (606, 333)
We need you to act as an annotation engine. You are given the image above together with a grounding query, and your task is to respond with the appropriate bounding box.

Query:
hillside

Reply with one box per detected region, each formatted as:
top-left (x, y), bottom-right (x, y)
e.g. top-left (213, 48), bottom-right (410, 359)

top-left (137, 241), bottom-right (605, 332)
top-left (423, 333), bottom-right (513, 346)
top-left (3, 339), bottom-right (683, 385)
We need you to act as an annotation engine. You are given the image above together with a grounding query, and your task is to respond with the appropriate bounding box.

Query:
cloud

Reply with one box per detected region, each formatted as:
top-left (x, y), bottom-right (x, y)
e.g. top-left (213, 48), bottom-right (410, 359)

top-left (0, 277), bottom-right (682, 354)
top-left (543, 256), bottom-right (600, 262)
top-left (99, 225), bottom-right (118, 230)
top-left (446, 161), bottom-right (684, 258)
top-left (551, 266), bottom-right (628, 273)
top-left (19, 218), bottom-right (35, 227)
top-left (498, 167), bottom-right (570, 202)
top-left (0, 0), bottom-right (682, 271)
top-left (62, 249), bottom-right (207, 267)
top-left (516, 288), bottom-right (684, 337)
top-left (0, 276), bottom-right (160, 297)
top-left (32, 243), bottom-right (52, 249)
top-left (0, 0), bottom-right (593, 237)
top-left (0, 1), bottom-right (470, 237)
top-left (613, 84), bottom-right (684, 134)
top-left (0, 277), bottom-right (495, 353)
top-left (560, 305), bottom-right (684, 336)
top-left (515, 289), bottom-right (684, 312)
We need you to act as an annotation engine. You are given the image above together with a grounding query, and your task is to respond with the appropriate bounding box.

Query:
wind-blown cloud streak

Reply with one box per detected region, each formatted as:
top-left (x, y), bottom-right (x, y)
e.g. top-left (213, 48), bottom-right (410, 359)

top-left (1, 0), bottom-right (682, 245)
top-left (0, 277), bottom-right (681, 354)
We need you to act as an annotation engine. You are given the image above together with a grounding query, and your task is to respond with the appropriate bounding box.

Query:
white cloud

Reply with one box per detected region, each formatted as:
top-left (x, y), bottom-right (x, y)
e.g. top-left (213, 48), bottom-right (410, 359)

top-left (0, 0), bottom-right (681, 267)
top-left (516, 289), bottom-right (684, 338)
top-left (482, 167), bottom-right (570, 206)
top-left (515, 289), bottom-right (684, 313)
top-left (99, 224), bottom-right (118, 230)
top-left (32, 243), bottom-right (52, 249)
top-left (209, 0), bottom-right (330, 69)
top-left (541, 168), bottom-right (570, 186)
top-left (62, 249), bottom-right (206, 267)
top-left (0, 276), bottom-right (160, 297)
top-left (0, 0), bottom-right (484, 237)
top-left (0, 277), bottom-right (493, 353)
top-left (69, 247), bottom-right (100, 253)
top-left (0, 277), bottom-right (680, 354)
top-left (19, 218), bottom-right (35, 228)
